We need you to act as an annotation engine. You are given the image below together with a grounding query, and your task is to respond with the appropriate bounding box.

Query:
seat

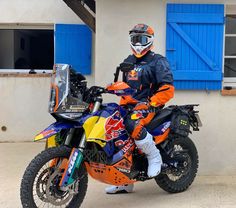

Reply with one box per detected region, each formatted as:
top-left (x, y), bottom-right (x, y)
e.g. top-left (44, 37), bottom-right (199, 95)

top-left (146, 108), bottom-right (172, 131)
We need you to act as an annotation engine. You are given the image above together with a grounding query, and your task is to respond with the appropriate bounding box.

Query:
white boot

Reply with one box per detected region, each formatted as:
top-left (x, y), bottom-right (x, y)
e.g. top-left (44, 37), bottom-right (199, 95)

top-left (105, 184), bottom-right (134, 194)
top-left (135, 132), bottom-right (162, 178)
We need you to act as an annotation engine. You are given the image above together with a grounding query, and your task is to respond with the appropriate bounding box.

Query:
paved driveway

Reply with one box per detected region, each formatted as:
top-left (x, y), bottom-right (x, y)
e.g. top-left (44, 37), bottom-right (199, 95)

top-left (0, 143), bottom-right (236, 208)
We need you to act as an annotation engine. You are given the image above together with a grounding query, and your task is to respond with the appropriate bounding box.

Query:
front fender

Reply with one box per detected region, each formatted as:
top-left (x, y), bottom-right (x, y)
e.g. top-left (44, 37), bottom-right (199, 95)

top-left (34, 121), bottom-right (81, 142)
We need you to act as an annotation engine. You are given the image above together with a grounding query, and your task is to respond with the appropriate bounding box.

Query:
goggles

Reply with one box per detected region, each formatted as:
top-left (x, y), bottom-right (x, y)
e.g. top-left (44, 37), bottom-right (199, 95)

top-left (130, 34), bottom-right (153, 46)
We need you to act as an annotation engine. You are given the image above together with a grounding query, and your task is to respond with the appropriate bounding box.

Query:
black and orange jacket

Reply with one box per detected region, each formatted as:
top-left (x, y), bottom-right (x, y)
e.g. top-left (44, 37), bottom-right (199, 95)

top-left (120, 51), bottom-right (174, 107)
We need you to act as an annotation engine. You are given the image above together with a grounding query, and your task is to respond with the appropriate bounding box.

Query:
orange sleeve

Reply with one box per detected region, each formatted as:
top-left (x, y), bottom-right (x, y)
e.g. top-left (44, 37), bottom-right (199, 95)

top-left (150, 84), bottom-right (175, 107)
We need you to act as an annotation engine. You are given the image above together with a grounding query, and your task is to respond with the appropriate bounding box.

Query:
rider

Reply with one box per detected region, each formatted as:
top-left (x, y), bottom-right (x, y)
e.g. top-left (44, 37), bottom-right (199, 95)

top-left (105, 24), bottom-right (175, 194)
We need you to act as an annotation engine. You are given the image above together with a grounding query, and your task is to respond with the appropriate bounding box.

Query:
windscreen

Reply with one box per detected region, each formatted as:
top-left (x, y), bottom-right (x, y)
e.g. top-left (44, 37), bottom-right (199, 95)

top-left (48, 64), bottom-right (89, 119)
top-left (49, 64), bottom-right (70, 113)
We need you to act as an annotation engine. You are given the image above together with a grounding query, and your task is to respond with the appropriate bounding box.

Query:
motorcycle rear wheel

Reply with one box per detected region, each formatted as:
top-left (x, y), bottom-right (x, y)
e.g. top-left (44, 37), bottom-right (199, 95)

top-left (20, 146), bottom-right (88, 208)
top-left (155, 136), bottom-right (198, 193)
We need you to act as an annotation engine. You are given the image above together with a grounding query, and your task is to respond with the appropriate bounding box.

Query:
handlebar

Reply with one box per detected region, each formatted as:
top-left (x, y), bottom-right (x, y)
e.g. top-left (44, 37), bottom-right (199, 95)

top-left (88, 86), bottom-right (107, 97)
top-left (86, 86), bottom-right (163, 114)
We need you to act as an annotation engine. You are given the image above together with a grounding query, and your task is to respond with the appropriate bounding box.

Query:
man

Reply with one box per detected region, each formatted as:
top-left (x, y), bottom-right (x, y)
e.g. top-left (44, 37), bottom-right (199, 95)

top-left (106, 24), bottom-right (175, 194)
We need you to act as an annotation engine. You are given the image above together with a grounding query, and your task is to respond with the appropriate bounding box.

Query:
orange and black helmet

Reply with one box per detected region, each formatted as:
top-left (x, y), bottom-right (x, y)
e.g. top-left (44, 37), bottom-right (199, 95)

top-left (129, 24), bottom-right (154, 58)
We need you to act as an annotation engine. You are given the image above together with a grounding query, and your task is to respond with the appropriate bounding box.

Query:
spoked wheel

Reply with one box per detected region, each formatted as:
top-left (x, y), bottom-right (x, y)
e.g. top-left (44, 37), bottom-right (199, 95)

top-left (20, 146), bottom-right (88, 208)
top-left (156, 137), bottom-right (198, 193)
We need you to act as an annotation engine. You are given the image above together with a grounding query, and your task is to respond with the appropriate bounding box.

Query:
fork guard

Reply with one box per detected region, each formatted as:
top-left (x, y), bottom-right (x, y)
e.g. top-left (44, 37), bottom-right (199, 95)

top-left (59, 148), bottom-right (84, 187)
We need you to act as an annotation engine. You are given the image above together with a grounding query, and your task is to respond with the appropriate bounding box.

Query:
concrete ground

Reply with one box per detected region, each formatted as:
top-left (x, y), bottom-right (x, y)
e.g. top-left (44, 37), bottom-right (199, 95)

top-left (0, 143), bottom-right (236, 208)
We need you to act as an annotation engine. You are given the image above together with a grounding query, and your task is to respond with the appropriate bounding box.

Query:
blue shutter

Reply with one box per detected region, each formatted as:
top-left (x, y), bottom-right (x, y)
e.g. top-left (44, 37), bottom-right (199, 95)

top-left (166, 4), bottom-right (224, 90)
top-left (55, 24), bottom-right (92, 75)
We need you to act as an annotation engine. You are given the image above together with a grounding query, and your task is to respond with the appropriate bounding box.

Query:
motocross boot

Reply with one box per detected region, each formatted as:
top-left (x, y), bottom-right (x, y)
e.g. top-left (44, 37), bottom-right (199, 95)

top-left (135, 132), bottom-right (162, 177)
top-left (105, 184), bottom-right (134, 194)
top-left (105, 133), bottom-right (162, 194)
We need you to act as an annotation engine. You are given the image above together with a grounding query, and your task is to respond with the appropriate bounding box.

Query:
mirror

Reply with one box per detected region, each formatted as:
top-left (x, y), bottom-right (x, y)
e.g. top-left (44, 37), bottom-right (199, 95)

top-left (120, 62), bottom-right (134, 72)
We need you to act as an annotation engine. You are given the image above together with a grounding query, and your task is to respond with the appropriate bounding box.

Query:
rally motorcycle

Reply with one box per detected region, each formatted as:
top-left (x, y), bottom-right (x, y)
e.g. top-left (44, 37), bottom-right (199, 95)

top-left (20, 63), bottom-right (201, 208)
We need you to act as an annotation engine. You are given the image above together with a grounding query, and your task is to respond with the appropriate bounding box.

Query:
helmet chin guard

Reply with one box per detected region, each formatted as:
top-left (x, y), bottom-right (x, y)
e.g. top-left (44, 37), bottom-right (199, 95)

top-left (130, 41), bottom-right (154, 58)
top-left (129, 24), bottom-right (155, 58)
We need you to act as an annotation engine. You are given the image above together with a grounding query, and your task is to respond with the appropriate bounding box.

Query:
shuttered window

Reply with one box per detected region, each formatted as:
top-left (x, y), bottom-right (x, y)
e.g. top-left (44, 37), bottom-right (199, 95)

top-left (55, 24), bottom-right (92, 75)
top-left (166, 4), bottom-right (224, 90)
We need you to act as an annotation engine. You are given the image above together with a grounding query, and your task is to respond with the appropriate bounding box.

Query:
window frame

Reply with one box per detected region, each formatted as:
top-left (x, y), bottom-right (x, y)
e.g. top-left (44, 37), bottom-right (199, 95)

top-left (223, 6), bottom-right (236, 88)
top-left (0, 23), bottom-right (54, 74)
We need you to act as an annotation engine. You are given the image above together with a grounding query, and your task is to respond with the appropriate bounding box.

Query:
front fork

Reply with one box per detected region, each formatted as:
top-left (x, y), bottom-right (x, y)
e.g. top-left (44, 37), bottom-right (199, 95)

top-left (59, 98), bottom-right (102, 187)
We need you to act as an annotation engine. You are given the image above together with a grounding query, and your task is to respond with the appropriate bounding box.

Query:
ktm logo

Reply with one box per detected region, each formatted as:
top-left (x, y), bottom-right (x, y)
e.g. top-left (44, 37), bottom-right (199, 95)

top-left (161, 121), bottom-right (171, 133)
top-left (68, 151), bottom-right (78, 174)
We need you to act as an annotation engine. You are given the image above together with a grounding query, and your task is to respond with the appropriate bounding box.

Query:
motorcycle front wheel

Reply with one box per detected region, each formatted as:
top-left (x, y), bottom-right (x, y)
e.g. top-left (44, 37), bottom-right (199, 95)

top-left (155, 136), bottom-right (199, 193)
top-left (20, 146), bottom-right (88, 208)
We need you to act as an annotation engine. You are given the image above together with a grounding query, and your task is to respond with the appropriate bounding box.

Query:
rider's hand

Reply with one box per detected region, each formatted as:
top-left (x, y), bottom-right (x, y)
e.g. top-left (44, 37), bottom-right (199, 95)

top-left (133, 102), bottom-right (150, 111)
top-left (134, 101), bottom-right (162, 113)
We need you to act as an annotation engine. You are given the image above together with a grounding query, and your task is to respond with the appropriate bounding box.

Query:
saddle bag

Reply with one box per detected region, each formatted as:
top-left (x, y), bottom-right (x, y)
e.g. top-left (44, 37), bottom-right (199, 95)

top-left (170, 108), bottom-right (191, 137)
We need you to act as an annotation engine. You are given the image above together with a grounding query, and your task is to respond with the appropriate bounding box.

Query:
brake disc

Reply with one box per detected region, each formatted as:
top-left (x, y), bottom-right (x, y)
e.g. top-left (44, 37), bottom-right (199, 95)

top-left (167, 144), bottom-right (191, 180)
top-left (35, 168), bottom-right (51, 202)
top-left (45, 169), bottom-right (74, 206)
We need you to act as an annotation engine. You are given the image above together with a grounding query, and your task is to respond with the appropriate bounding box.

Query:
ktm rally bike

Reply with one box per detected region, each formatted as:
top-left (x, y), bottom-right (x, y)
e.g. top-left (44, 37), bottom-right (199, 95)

top-left (20, 63), bottom-right (201, 208)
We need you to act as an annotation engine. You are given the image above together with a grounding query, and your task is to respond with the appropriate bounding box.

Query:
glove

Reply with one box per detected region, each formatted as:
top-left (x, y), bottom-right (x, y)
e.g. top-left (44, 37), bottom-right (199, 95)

top-left (133, 102), bottom-right (161, 112)
top-left (131, 102), bottom-right (162, 120)
top-left (133, 102), bottom-right (149, 111)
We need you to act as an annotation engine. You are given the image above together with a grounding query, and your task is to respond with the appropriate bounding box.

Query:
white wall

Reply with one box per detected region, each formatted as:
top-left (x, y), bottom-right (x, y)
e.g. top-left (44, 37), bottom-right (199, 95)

top-left (169, 91), bottom-right (236, 175)
top-left (95, 0), bottom-right (166, 87)
top-left (96, 0), bottom-right (236, 175)
top-left (169, 0), bottom-right (236, 3)
top-left (0, 77), bottom-right (54, 142)
top-left (0, 0), bottom-right (83, 24)
top-left (0, 75), bottom-right (94, 142)
top-left (0, 30), bottom-right (14, 68)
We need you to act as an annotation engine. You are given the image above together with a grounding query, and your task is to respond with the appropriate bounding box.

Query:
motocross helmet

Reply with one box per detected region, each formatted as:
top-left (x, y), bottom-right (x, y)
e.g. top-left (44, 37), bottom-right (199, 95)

top-left (129, 24), bottom-right (154, 58)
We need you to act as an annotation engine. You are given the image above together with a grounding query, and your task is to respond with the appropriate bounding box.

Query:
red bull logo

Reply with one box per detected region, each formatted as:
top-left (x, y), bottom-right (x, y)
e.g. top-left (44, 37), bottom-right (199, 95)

top-left (128, 70), bottom-right (138, 80)
top-left (105, 111), bottom-right (126, 141)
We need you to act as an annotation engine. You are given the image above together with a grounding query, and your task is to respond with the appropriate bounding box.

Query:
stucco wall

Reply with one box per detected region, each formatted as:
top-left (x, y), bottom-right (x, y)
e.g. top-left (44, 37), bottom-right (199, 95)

top-left (95, 0), bottom-right (167, 87)
top-left (0, 77), bottom-right (54, 142)
top-left (0, 0), bottom-right (83, 24)
top-left (96, 0), bottom-right (236, 175)
top-left (0, 76), bottom-right (94, 142)
top-left (169, 91), bottom-right (236, 175)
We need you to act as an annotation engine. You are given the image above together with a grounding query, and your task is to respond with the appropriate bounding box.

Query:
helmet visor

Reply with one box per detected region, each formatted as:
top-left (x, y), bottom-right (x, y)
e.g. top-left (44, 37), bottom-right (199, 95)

top-left (130, 34), bottom-right (152, 46)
